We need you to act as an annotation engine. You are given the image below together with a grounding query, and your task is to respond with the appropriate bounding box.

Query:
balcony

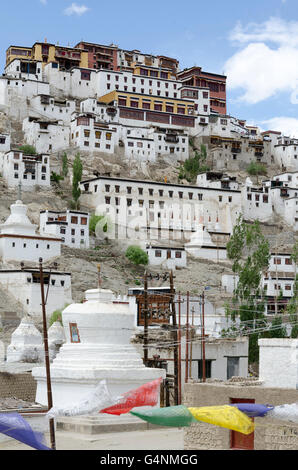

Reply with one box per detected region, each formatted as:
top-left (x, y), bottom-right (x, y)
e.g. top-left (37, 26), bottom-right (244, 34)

top-left (280, 188), bottom-right (289, 198)
top-left (231, 147), bottom-right (241, 153)
top-left (165, 134), bottom-right (179, 143)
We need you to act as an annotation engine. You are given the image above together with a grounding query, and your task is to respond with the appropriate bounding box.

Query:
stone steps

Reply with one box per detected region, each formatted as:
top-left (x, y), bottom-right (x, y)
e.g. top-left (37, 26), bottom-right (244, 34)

top-left (56, 413), bottom-right (163, 434)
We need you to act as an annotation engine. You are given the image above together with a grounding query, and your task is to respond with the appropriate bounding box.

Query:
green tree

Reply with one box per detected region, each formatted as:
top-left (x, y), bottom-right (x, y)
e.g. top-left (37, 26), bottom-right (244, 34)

top-left (226, 216), bottom-right (271, 363)
top-left (179, 144), bottom-right (209, 182)
top-left (72, 153), bottom-right (83, 209)
top-left (19, 144), bottom-right (37, 155)
top-left (286, 242), bottom-right (298, 337)
top-left (62, 152), bottom-right (68, 178)
top-left (125, 246), bottom-right (148, 265)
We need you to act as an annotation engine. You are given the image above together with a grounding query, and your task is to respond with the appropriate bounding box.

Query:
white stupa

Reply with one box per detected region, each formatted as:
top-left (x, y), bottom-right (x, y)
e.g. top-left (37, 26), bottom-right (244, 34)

top-left (0, 199), bottom-right (61, 263)
top-left (32, 288), bottom-right (165, 407)
top-left (185, 224), bottom-right (227, 260)
top-left (48, 321), bottom-right (65, 362)
top-left (6, 315), bottom-right (44, 363)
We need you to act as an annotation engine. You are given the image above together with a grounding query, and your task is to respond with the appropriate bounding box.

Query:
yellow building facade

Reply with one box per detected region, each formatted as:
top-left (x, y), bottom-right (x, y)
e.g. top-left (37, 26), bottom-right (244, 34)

top-left (99, 90), bottom-right (195, 115)
top-left (6, 42), bottom-right (89, 70)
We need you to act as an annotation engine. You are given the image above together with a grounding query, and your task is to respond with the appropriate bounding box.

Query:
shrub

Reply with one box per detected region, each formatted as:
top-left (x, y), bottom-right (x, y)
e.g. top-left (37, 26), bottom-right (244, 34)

top-left (125, 246), bottom-right (149, 265)
top-left (19, 144), bottom-right (37, 155)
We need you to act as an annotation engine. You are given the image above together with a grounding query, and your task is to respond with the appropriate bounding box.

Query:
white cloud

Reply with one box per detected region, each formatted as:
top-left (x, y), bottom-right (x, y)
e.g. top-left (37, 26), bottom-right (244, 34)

top-left (260, 117), bottom-right (298, 137)
top-left (64, 3), bottom-right (89, 16)
top-left (224, 17), bottom-right (298, 104)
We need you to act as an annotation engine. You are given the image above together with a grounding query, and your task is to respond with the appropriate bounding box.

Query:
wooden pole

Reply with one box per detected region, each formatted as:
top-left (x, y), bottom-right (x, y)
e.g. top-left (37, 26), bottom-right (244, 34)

top-left (202, 290), bottom-right (206, 383)
top-left (185, 291), bottom-right (189, 384)
top-left (189, 305), bottom-right (195, 379)
top-left (39, 258), bottom-right (56, 450)
top-left (178, 292), bottom-right (182, 405)
top-left (170, 271), bottom-right (179, 405)
top-left (143, 270), bottom-right (148, 365)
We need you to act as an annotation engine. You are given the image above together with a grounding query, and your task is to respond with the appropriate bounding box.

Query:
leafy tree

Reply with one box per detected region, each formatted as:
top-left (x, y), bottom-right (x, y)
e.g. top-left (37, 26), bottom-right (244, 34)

top-left (49, 309), bottom-right (63, 326)
top-left (19, 144), bottom-right (37, 155)
top-left (62, 152), bottom-right (68, 178)
top-left (179, 144), bottom-right (209, 182)
top-left (225, 216), bottom-right (271, 363)
top-left (72, 153), bottom-right (83, 209)
top-left (286, 242), bottom-right (298, 337)
top-left (125, 246), bottom-right (148, 265)
top-left (51, 171), bottom-right (64, 184)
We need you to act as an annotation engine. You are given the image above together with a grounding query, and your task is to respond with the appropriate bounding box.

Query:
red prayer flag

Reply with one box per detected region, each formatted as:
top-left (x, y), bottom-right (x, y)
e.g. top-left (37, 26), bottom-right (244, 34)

top-left (100, 377), bottom-right (163, 415)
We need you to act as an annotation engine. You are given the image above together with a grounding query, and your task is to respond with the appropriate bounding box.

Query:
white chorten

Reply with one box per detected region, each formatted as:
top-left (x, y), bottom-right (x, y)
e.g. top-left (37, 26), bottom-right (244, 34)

top-left (32, 288), bottom-right (165, 407)
top-left (48, 321), bottom-right (65, 361)
top-left (0, 200), bottom-right (61, 263)
top-left (6, 315), bottom-right (44, 363)
top-left (185, 224), bottom-right (227, 260)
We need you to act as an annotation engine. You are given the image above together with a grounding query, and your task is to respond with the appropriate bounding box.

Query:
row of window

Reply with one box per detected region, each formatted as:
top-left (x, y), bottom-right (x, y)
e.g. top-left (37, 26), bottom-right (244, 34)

top-left (153, 250), bottom-right (182, 259)
top-left (60, 227), bottom-right (86, 236)
top-left (47, 216), bottom-right (88, 225)
top-left (118, 98), bottom-right (191, 114)
top-left (103, 184), bottom-right (204, 200)
top-left (14, 173), bottom-right (47, 180)
top-left (12, 242), bottom-right (51, 249)
top-left (264, 284), bottom-right (292, 291)
top-left (107, 73), bottom-right (176, 86)
top-left (247, 194), bottom-right (269, 203)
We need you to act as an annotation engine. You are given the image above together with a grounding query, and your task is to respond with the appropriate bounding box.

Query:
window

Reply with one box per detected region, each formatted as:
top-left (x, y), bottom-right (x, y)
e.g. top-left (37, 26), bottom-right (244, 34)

top-left (105, 196), bottom-right (111, 204)
top-left (274, 258), bottom-right (281, 265)
top-left (285, 258), bottom-right (292, 265)
top-left (285, 285), bottom-right (292, 291)
top-left (219, 196), bottom-right (222, 202)
top-left (155, 250), bottom-right (162, 257)
top-left (71, 229), bottom-right (75, 236)
top-left (106, 133), bottom-right (112, 140)
top-left (127, 186), bottom-right (132, 194)
top-left (71, 216), bottom-right (78, 224)
top-left (198, 360), bottom-right (212, 379)
top-left (175, 251), bottom-right (182, 258)
top-left (105, 184), bottom-right (110, 192)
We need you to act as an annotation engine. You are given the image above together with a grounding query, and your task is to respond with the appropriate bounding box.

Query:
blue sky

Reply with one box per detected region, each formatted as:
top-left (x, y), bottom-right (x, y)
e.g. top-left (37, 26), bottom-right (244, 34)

top-left (2, 0), bottom-right (298, 135)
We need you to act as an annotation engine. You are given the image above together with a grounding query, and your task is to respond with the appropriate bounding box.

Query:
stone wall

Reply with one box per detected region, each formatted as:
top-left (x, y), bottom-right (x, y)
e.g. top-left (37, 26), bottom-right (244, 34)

top-left (183, 381), bottom-right (298, 450)
top-left (0, 372), bottom-right (36, 402)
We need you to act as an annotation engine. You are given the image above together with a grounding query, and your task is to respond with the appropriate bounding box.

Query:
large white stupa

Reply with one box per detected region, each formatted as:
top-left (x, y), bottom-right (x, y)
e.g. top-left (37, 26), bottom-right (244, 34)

top-left (32, 288), bottom-right (165, 407)
top-left (0, 199), bottom-right (61, 263)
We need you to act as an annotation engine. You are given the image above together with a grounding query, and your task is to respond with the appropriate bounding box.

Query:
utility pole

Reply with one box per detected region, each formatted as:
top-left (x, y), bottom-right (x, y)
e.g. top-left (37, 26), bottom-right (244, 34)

top-left (189, 305), bottom-right (195, 379)
top-left (169, 270), bottom-right (179, 405)
top-left (201, 290), bottom-right (206, 383)
top-left (143, 270), bottom-right (148, 365)
top-left (178, 292), bottom-right (182, 404)
top-left (39, 258), bottom-right (56, 450)
top-left (185, 291), bottom-right (190, 384)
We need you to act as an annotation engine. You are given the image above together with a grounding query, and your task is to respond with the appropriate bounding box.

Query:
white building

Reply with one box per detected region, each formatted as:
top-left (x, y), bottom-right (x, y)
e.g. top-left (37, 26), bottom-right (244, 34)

top-left (258, 338), bottom-right (298, 389)
top-left (0, 268), bottom-right (72, 318)
top-left (40, 210), bottom-right (90, 249)
top-left (222, 251), bottom-right (297, 315)
top-left (70, 114), bottom-right (116, 154)
top-left (4, 59), bottom-right (43, 82)
top-left (79, 175), bottom-right (241, 242)
top-left (146, 245), bottom-right (187, 270)
top-left (0, 200), bottom-right (61, 263)
top-left (0, 133), bottom-right (11, 153)
top-left (29, 95), bottom-right (76, 125)
top-left (1, 149), bottom-right (50, 189)
top-left (273, 135), bottom-right (298, 171)
top-left (22, 117), bottom-right (70, 154)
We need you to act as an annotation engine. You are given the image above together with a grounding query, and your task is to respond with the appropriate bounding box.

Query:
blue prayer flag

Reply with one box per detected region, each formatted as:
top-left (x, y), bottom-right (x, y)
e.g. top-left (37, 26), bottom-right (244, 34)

top-left (0, 413), bottom-right (51, 450)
